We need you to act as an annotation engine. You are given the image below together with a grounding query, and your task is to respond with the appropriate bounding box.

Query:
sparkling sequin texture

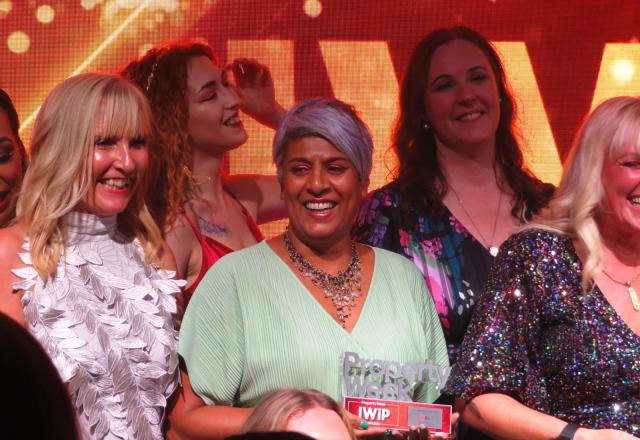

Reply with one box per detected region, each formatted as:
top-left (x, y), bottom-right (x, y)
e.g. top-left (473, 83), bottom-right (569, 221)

top-left (444, 229), bottom-right (640, 435)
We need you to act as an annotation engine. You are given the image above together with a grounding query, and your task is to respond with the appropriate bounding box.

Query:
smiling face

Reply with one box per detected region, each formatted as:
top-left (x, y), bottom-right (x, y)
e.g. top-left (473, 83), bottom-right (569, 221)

top-left (281, 136), bottom-right (368, 251)
top-left (0, 109), bottom-right (23, 226)
top-left (598, 142), bottom-right (640, 236)
top-left (423, 38), bottom-right (501, 152)
top-left (77, 113), bottom-right (149, 218)
top-left (186, 55), bottom-right (247, 155)
top-left (285, 407), bottom-right (352, 440)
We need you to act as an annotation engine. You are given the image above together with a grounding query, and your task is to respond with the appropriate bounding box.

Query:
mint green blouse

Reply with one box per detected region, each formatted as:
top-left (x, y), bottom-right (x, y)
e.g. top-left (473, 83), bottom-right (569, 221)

top-left (178, 241), bottom-right (449, 407)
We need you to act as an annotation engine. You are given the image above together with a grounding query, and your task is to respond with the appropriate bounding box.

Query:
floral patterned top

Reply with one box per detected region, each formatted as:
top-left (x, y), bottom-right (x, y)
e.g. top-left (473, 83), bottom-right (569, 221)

top-left (354, 184), bottom-right (494, 363)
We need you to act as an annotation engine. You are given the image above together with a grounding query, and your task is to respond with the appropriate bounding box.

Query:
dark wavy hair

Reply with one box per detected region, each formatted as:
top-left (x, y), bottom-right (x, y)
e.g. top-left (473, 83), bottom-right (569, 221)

top-left (120, 40), bottom-right (216, 229)
top-left (392, 26), bottom-right (552, 224)
top-left (0, 88), bottom-right (27, 173)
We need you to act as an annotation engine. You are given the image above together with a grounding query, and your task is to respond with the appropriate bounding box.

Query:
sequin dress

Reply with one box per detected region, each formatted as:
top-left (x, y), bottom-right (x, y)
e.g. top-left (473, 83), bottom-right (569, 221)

top-left (12, 212), bottom-right (183, 440)
top-left (444, 229), bottom-right (640, 435)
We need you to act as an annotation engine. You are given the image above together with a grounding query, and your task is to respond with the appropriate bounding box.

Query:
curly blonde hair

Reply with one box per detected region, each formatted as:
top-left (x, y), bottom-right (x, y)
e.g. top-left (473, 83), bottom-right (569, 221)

top-left (16, 73), bottom-right (163, 279)
top-left (120, 40), bottom-right (216, 229)
top-left (528, 96), bottom-right (640, 292)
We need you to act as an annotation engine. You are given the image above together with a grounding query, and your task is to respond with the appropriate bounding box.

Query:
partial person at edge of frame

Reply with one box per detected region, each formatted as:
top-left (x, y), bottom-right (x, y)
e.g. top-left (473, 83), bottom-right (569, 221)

top-left (170, 98), bottom-right (451, 439)
top-left (0, 73), bottom-right (183, 439)
top-left (0, 88), bottom-right (27, 227)
top-left (445, 96), bottom-right (640, 440)
top-left (121, 40), bottom-right (287, 317)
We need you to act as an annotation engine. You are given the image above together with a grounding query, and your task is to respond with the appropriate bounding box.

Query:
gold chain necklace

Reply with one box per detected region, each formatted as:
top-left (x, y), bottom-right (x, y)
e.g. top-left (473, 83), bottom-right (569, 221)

top-left (448, 183), bottom-right (503, 257)
top-left (283, 228), bottom-right (361, 328)
top-left (601, 268), bottom-right (640, 311)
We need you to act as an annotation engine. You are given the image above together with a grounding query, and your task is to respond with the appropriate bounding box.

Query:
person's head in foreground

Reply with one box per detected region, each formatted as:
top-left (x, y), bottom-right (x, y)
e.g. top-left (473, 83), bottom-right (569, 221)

top-left (243, 389), bottom-right (355, 440)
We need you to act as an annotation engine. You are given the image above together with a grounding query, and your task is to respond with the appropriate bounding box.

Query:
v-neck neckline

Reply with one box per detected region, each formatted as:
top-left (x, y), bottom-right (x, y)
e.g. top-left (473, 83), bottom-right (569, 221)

top-left (263, 241), bottom-right (378, 336)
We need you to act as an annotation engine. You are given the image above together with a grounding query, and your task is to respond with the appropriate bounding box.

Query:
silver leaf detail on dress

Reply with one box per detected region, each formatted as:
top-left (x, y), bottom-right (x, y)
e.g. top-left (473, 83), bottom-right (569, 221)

top-left (11, 212), bottom-right (182, 439)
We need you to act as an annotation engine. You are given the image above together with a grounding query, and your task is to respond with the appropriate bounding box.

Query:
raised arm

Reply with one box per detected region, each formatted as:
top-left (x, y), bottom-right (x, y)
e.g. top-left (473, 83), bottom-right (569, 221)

top-left (231, 58), bottom-right (286, 130)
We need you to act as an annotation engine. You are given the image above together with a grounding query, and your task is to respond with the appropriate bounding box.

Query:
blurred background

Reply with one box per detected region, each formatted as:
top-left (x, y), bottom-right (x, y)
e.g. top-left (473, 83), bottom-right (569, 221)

top-left (3, 0), bottom-right (640, 234)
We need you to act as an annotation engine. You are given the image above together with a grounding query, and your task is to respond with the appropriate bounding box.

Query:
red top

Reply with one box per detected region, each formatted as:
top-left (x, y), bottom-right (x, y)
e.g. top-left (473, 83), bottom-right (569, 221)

top-left (181, 202), bottom-right (264, 306)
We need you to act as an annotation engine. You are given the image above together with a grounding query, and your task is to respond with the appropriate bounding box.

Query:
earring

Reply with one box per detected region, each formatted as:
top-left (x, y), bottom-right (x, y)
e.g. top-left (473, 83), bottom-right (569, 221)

top-left (422, 120), bottom-right (430, 131)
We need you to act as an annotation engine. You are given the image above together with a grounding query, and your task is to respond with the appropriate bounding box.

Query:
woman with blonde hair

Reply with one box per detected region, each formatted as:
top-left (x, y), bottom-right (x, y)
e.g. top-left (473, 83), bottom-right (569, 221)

top-left (445, 96), bottom-right (640, 439)
top-left (243, 389), bottom-right (355, 440)
top-left (0, 73), bottom-right (183, 439)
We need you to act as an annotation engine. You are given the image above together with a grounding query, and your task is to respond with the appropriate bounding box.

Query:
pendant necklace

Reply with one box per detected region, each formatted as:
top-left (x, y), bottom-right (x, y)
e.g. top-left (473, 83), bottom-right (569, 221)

top-left (448, 183), bottom-right (503, 257)
top-left (601, 268), bottom-right (640, 311)
top-left (283, 228), bottom-right (361, 328)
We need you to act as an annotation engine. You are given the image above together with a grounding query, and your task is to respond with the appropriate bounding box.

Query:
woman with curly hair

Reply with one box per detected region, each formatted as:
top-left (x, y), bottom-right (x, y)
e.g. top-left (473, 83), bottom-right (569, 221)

top-left (121, 41), bottom-right (286, 314)
top-left (354, 26), bottom-right (553, 365)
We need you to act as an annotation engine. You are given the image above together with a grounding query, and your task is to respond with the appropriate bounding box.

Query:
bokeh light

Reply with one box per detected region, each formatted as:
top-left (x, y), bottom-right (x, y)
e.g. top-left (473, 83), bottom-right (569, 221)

top-left (611, 59), bottom-right (635, 83)
top-left (7, 31), bottom-right (30, 54)
top-left (36, 5), bottom-right (55, 24)
top-left (303, 0), bottom-right (322, 18)
top-left (0, 0), bottom-right (12, 19)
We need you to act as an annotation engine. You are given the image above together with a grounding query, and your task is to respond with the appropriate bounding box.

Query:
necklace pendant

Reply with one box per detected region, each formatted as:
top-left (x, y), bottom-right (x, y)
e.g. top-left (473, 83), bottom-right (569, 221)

top-left (627, 284), bottom-right (640, 311)
top-left (489, 246), bottom-right (499, 257)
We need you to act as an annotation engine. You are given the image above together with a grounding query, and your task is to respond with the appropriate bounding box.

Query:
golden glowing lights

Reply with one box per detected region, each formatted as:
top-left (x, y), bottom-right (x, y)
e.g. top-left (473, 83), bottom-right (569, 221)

top-left (303, 0), bottom-right (322, 18)
top-left (0, 0), bottom-right (12, 19)
top-left (81, 0), bottom-right (98, 10)
top-left (7, 31), bottom-right (29, 54)
top-left (320, 41), bottom-right (399, 191)
top-left (495, 42), bottom-right (562, 185)
top-left (610, 59), bottom-right (634, 83)
top-left (592, 44), bottom-right (640, 108)
top-left (36, 5), bottom-right (55, 24)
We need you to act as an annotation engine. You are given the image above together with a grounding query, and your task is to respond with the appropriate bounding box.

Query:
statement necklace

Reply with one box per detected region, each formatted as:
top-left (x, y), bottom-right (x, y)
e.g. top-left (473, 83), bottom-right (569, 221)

top-left (601, 268), bottom-right (640, 311)
top-left (448, 184), bottom-right (504, 257)
top-left (283, 228), bottom-right (361, 328)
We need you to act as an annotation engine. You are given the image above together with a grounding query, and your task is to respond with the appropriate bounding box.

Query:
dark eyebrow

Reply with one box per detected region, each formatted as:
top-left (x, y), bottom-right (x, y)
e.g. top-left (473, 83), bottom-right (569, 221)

top-left (430, 65), bottom-right (488, 86)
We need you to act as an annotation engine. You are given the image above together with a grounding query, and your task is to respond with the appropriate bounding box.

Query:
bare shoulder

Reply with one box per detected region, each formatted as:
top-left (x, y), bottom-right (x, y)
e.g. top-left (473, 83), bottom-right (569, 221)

top-left (0, 224), bottom-right (27, 267)
top-left (226, 174), bottom-right (284, 223)
top-left (164, 213), bottom-right (199, 280)
top-left (0, 223), bottom-right (29, 325)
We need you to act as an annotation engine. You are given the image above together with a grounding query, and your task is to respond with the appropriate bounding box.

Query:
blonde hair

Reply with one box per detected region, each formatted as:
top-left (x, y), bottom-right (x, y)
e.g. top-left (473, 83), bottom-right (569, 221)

top-left (243, 389), bottom-right (355, 439)
top-left (528, 96), bottom-right (640, 292)
top-left (16, 73), bottom-right (163, 279)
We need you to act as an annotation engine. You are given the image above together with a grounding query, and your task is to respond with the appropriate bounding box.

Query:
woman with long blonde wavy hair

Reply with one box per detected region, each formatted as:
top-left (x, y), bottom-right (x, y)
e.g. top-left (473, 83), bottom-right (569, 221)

top-left (445, 96), bottom-right (640, 439)
top-left (0, 73), bottom-right (184, 440)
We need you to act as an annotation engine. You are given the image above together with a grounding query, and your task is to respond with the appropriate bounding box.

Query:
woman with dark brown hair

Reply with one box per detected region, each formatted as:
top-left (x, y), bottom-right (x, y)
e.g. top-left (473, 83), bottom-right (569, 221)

top-left (0, 88), bottom-right (27, 227)
top-left (355, 26), bottom-right (553, 366)
top-left (121, 41), bottom-right (286, 314)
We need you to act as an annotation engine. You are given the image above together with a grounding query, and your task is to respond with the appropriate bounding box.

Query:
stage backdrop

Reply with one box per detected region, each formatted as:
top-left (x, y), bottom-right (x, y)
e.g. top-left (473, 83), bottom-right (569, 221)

top-left (2, 0), bottom-right (640, 235)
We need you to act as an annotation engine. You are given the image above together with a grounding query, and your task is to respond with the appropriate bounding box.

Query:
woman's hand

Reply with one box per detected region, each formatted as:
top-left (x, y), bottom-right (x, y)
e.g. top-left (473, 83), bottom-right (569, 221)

top-left (229, 58), bottom-right (286, 129)
top-left (575, 428), bottom-right (639, 440)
